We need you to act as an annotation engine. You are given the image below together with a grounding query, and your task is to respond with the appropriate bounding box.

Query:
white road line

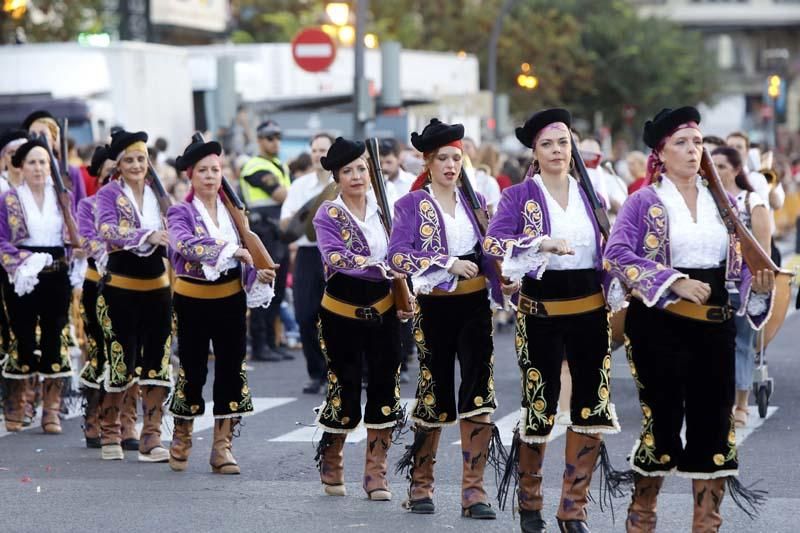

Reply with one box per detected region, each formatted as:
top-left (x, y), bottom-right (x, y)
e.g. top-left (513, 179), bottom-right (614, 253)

top-left (678, 405), bottom-right (778, 446)
top-left (270, 398), bottom-right (416, 443)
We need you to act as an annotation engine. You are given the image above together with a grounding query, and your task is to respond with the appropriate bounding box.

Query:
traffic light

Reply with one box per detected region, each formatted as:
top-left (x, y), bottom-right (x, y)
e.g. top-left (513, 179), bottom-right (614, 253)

top-left (768, 75), bottom-right (782, 100)
top-left (3, 0), bottom-right (26, 19)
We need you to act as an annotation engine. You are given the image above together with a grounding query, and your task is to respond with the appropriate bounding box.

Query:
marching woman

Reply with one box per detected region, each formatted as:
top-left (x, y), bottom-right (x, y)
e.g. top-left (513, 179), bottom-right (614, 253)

top-left (390, 119), bottom-right (505, 519)
top-left (311, 137), bottom-right (410, 500)
top-left (0, 137), bottom-right (81, 433)
top-left (166, 136), bottom-right (276, 474)
top-left (604, 107), bottom-right (774, 532)
top-left (484, 109), bottom-right (621, 533)
top-left (95, 129), bottom-right (172, 462)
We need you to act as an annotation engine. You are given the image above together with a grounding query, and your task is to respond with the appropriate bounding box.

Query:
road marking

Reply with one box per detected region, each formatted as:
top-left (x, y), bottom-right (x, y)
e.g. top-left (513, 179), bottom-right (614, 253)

top-left (451, 410), bottom-right (569, 446)
top-left (270, 398), bottom-right (416, 443)
top-left (678, 405), bottom-right (778, 446)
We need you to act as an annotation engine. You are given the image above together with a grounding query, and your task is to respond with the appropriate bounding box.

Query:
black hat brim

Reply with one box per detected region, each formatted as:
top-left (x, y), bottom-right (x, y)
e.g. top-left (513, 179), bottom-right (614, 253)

top-left (321, 137), bottom-right (366, 172)
top-left (21, 110), bottom-right (56, 131)
top-left (11, 138), bottom-right (50, 168)
top-left (642, 106), bottom-right (701, 149)
top-left (88, 145), bottom-right (110, 178)
top-left (175, 141), bottom-right (222, 172)
top-left (108, 131), bottom-right (148, 161)
top-left (515, 108), bottom-right (572, 149)
top-left (410, 119), bottom-right (465, 153)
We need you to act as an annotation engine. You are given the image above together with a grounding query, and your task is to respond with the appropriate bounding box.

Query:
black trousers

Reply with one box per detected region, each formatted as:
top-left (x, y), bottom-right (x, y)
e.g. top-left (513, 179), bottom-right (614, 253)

top-left (250, 259), bottom-right (288, 354)
top-left (170, 276), bottom-right (252, 419)
top-left (293, 246), bottom-right (326, 380)
top-left (625, 266), bottom-right (737, 477)
top-left (0, 268), bottom-right (11, 352)
top-left (316, 274), bottom-right (402, 431)
top-left (78, 275), bottom-right (104, 388)
top-left (514, 270), bottom-right (618, 443)
top-left (3, 266), bottom-right (72, 379)
top-left (411, 288), bottom-right (496, 426)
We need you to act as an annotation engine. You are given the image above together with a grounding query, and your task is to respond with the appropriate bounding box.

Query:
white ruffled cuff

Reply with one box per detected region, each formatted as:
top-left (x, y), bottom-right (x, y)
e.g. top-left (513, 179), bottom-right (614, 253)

top-left (366, 260), bottom-right (395, 280)
top-left (412, 256), bottom-right (457, 295)
top-left (69, 257), bottom-right (88, 288)
top-left (606, 277), bottom-right (628, 313)
top-left (96, 252), bottom-right (108, 276)
top-left (246, 279), bottom-right (275, 309)
top-left (746, 292), bottom-right (769, 316)
top-left (502, 236), bottom-right (548, 282)
top-left (201, 242), bottom-right (239, 281)
top-left (130, 230), bottom-right (157, 256)
top-left (12, 253), bottom-right (53, 296)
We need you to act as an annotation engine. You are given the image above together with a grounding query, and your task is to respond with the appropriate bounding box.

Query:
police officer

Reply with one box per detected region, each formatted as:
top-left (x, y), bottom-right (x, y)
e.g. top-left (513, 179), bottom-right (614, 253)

top-left (239, 120), bottom-right (294, 362)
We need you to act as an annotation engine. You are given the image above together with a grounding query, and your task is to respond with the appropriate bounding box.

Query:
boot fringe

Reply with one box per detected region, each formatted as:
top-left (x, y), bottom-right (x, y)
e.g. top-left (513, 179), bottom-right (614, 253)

top-left (497, 428), bottom-right (520, 512)
top-left (314, 432), bottom-right (335, 474)
top-left (487, 422), bottom-right (510, 489)
top-left (394, 426), bottom-right (429, 478)
top-left (726, 476), bottom-right (767, 520)
top-left (391, 404), bottom-right (409, 445)
top-left (60, 379), bottom-right (82, 416)
top-left (231, 417), bottom-right (243, 439)
top-left (592, 441), bottom-right (635, 523)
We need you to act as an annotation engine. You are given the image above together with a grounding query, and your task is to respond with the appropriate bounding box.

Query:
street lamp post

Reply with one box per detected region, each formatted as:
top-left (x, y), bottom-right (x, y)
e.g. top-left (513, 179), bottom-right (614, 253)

top-left (488, 0), bottom-right (517, 140)
top-left (353, 0), bottom-right (367, 140)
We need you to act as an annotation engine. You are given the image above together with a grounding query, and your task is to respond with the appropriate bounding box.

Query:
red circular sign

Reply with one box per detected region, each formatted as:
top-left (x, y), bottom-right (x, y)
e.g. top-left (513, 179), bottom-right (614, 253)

top-left (291, 27), bottom-right (337, 73)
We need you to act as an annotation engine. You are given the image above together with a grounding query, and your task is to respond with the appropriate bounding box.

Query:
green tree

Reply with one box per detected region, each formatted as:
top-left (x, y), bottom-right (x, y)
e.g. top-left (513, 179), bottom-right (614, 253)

top-left (0, 1), bottom-right (105, 44)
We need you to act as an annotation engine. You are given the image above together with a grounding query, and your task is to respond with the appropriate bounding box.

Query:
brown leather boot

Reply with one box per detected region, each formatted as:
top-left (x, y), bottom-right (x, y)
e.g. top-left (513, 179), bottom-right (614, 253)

top-left (626, 474), bottom-right (664, 533)
top-left (556, 429), bottom-right (603, 532)
top-left (691, 478), bottom-right (725, 532)
top-left (138, 385), bottom-right (169, 462)
top-left (3, 379), bottom-right (25, 431)
top-left (120, 383), bottom-right (139, 451)
top-left (169, 418), bottom-right (193, 472)
top-left (99, 391), bottom-right (124, 460)
top-left (460, 419), bottom-right (498, 519)
top-left (397, 425), bottom-right (442, 513)
top-left (83, 388), bottom-right (102, 448)
top-left (210, 417), bottom-right (241, 475)
top-left (41, 378), bottom-right (64, 434)
top-left (519, 439), bottom-right (548, 533)
top-left (364, 428), bottom-right (393, 501)
top-left (316, 432), bottom-right (346, 495)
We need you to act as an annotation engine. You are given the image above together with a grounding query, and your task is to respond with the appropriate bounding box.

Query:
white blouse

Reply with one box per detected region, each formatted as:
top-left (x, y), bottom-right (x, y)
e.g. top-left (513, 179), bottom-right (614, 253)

top-left (193, 196), bottom-right (240, 279)
top-left (333, 194), bottom-right (388, 264)
top-left (535, 175), bottom-right (596, 270)
top-left (122, 181), bottom-right (162, 232)
top-left (428, 187), bottom-right (478, 257)
top-left (734, 190), bottom-right (766, 231)
top-left (18, 182), bottom-right (64, 247)
top-left (656, 175), bottom-right (728, 269)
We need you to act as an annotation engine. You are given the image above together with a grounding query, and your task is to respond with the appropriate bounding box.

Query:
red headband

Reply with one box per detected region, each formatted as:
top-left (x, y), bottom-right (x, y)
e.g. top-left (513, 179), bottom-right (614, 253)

top-left (185, 153), bottom-right (223, 202)
top-left (410, 140), bottom-right (464, 191)
top-left (645, 121), bottom-right (701, 184)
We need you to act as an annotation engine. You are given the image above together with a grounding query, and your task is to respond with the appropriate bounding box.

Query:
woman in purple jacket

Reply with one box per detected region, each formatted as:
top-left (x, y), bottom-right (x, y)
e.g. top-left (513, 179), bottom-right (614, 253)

top-left (389, 119), bottom-right (504, 519)
top-left (604, 107), bottom-right (774, 532)
top-left (166, 136), bottom-right (275, 474)
top-left (311, 137), bottom-right (411, 501)
top-left (484, 108), bottom-right (620, 533)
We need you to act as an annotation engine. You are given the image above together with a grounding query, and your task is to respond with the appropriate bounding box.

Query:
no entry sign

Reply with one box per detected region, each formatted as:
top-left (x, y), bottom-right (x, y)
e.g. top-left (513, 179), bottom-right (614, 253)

top-left (291, 27), bottom-right (337, 73)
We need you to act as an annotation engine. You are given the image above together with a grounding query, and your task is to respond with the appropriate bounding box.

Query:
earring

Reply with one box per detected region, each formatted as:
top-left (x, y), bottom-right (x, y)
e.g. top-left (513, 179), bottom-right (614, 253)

top-left (532, 159), bottom-right (540, 173)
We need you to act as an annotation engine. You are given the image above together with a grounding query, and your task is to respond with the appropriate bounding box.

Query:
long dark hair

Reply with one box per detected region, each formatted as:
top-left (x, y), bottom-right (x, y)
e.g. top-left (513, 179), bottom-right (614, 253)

top-left (711, 146), bottom-right (752, 192)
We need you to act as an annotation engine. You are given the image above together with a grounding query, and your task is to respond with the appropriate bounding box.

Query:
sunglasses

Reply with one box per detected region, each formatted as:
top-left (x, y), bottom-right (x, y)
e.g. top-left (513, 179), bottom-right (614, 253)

top-left (262, 134), bottom-right (281, 141)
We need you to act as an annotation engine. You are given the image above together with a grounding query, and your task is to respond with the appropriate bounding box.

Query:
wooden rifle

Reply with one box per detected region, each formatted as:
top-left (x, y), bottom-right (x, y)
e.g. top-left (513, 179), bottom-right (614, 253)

top-left (190, 133), bottom-right (277, 271)
top-left (146, 161), bottom-right (173, 218)
top-left (570, 135), bottom-right (610, 240)
top-left (365, 137), bottom-right (413, 313)
top-left (58, 118), bottom-right (73, 192)
top-left (37, 130), bottom-right (80, 247)
top-left (458, 167), bottom-right (508, 284)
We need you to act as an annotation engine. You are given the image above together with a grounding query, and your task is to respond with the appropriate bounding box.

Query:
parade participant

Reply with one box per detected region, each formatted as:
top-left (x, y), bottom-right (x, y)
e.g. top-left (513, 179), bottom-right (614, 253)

top-left (711, 146), bottom-right (771, 429)
top-left (239, 119), bottom-right (293, 362)
top-left (484, 108), bottom-right (621, 533)
top-left (95, 129), bottom-right (172, 462)
top-left (310, 137), bottom-right (409, 499)
top-left (379, 138), bottom-right (415, 195)
top-left (390, 119), bottom-right (504, 519)
top-left (166, 136), bottom-right (276, 474)
top-left (604, 107), bottom-right (774, 532)
top-left (279, 133), bottom-right (334, 394)
top-left (22, 110), bottom-right (86, 209)
top-left (0, 129), bottom-right (28, 192)
top-left (0, 137), bottom-right (81, 433)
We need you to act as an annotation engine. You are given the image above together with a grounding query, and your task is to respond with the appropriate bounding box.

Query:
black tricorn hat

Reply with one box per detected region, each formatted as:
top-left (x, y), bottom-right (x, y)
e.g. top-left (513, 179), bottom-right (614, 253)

top-left (88, 145), bottom-right (110, 178)
top-left (410, 119), bottom-right (464, 153)
top-left (320, 137), bottom-right (366, 172)
top-left (0, 129), bottom-right (28, 152)
top-left (21, 109), bottom-right (56, 130)
top-left (107, 129), bottom-right (148, 161)
top-left (515, 108), bottom-right (572, 148)
top-left (642, 106), bottom-right (701, 149)
top-left (175, 133), bottom-right (222, 172)
top-left (11, 137), bottom-right (50, 168)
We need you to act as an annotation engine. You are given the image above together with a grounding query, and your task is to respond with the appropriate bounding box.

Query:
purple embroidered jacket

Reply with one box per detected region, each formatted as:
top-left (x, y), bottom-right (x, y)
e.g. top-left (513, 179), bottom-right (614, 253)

top-left (603, 184), bottom-right (771, 328)
top-left (95, 180), bottom-right (158, 256)
top-left (483, 178), bottom-right (608, 291)
top-left (388, 188), bottom-right (503, 305)
top-left (77, 196), bottom-right (105, 263)
top-left (166, 200), bottom-right (259, 291)
top-left (68, 165), bottom-right (86, 212)
top-left (313, 200), bottom-right (393, 282)
top-left (0, 186), bottom-right (74, 279)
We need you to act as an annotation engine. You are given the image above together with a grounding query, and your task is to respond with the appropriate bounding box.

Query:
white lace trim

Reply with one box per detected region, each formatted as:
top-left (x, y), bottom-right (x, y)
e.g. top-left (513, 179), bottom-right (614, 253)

top-left (745, 292), bottom-right (769, 316)
top-left (412, 257), bottom-right (457, 295)
top-left (501, 236), bottom-right (547, 282)
top-left (534, 175), bottom-right (596, 269)
top-left (69, 257), bottom-right (88, 288)
top-left (201, 241), bottom-right (239, 281)
top-left (246, 279), bottom-right (275, 308)
top-left (12, 252), bottom-right (52, 296)
top-left (96, 252), bottom-right (108, 276)
top-left (606, 277), bottom-right (628, 313)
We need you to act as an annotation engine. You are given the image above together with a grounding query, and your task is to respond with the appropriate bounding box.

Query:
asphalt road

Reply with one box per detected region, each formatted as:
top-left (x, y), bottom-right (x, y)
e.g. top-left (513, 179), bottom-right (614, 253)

top-left (1, 304), bottom-right (798, 532)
